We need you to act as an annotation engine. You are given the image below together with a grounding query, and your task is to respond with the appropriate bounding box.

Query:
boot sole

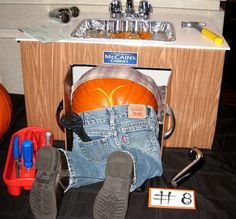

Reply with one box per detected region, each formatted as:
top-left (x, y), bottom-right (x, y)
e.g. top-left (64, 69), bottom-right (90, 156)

top-left (93, 151), bottom-right (133, 219)
top-left (30, 146), bottom-right (60, 219)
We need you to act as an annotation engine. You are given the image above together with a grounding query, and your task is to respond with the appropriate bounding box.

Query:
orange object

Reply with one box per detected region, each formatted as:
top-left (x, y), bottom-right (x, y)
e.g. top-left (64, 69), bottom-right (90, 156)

top-left (139, 31), bottom-right (153, 39)
top-left (0, 84), bottom-right (12, 139)
top-left (72, 78), bottom-right (158, 113)
top-left (3, 127), bottom-right (53, 196)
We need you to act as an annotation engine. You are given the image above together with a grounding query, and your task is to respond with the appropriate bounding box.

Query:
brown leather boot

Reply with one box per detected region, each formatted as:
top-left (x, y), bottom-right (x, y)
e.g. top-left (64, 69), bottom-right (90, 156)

top-left (30, 146), bottom-right (69, 219)
top-left (93, 151), bottom-right (133, 219)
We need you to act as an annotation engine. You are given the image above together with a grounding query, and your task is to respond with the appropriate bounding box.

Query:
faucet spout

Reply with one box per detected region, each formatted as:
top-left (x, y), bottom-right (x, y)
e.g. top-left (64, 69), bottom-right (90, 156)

top-left (126, 0), bottom-right (135, 13)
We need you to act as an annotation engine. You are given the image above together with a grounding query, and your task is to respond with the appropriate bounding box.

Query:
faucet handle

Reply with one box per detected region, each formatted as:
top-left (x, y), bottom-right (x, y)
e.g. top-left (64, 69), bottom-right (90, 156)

top-left (138, 0), bottom-right (153, 18)
top-left (109, 0), bottom-right (122, 14)
top-left (126, 0), bottom-right (135, 13)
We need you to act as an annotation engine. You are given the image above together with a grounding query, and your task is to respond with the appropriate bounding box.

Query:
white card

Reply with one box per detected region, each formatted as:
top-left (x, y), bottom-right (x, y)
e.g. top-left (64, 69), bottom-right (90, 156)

top-left (148, 188), bottom-right (196, 210)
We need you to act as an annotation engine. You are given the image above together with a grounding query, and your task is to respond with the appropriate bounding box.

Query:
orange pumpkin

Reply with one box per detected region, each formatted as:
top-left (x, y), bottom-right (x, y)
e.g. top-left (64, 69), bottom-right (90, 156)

top-left (0, 84), bottom-right (12, 138)
top-left (72, 78), bottom-right (158, 113)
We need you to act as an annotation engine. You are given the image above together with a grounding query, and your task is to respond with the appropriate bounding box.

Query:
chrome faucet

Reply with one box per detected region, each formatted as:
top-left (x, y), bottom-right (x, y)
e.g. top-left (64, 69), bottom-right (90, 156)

top-left (109, 0), bottom-right (152, 19)
top-left (109, 0), bottom-right (122, 15)
top-left (138, 0), bottom-right (153, 19)
top-left (125, 0), bottom-right (135, 14)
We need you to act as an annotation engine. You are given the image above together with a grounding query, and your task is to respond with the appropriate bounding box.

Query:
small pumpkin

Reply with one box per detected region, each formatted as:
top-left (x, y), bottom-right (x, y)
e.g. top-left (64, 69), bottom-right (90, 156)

top-left (0, 84), bottom-right (12, 138)
top-left (72, 78), bottom-right (158, 113)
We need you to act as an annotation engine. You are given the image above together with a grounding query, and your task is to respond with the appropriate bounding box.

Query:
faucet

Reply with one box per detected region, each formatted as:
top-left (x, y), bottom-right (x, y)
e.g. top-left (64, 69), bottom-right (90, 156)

top-left (126, 0), bottom-right (135, 14)
top-left (109, 0), bottom-right (122, 16)
top-left (138, 0), bottom-right (153, 19)
top-left (109, 0), bottom-right (152, 19)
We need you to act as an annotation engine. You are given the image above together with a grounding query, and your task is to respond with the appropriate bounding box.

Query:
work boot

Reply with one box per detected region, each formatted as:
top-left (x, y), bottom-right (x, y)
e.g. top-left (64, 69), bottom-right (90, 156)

top-left (30, 146), bottom-right (69, 219)
top-left (93, 151), bottom-right (134, 219)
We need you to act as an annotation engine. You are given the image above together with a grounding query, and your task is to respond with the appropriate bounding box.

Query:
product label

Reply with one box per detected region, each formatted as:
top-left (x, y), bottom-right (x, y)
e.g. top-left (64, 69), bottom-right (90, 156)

top-left (104, 51), bottom-right (138, 65)
top-left (128, 104), bottom-right (146, 119)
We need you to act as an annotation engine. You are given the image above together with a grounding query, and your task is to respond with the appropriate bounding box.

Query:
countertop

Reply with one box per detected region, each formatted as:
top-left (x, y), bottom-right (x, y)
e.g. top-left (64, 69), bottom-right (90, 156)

top-left (16, 10), bottom-right (230, 50)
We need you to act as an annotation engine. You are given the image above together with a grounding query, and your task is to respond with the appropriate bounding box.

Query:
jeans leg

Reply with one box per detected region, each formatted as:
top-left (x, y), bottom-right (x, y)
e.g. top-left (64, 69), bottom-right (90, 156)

top-left (126, 148), bottom-right (163, 192)
top-left (61, 149), bottom-right (105, 192)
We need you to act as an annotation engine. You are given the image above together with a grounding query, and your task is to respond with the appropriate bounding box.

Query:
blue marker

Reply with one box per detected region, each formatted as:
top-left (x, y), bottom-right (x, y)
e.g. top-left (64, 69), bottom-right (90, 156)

top-left (21, 140), bottom-right (33, 169)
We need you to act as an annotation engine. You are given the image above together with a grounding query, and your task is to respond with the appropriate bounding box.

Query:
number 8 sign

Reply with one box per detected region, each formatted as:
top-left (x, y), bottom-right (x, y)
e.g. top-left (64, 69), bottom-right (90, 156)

top-left (148, 188), bottom-right (196, 209)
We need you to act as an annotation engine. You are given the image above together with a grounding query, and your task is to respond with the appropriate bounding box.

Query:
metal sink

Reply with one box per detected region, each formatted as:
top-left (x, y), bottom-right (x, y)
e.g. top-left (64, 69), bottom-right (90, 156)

top-left (71, 18), bottom-right (176, 41)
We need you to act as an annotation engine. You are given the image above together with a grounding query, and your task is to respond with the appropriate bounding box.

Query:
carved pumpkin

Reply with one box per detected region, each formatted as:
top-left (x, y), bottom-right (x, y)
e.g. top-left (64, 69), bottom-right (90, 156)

top-left (0, 84), bottom-right (12, 138)
top-left (72, 78), bottom-right (158, 113)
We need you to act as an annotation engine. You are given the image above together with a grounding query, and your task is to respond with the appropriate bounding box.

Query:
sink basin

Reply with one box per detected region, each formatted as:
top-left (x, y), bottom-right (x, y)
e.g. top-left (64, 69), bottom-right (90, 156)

top-left (71, 18), bottom-right (176, 41)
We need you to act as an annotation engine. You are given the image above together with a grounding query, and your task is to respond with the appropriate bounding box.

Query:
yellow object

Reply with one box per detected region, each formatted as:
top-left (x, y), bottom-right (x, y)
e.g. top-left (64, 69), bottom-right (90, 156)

top-left (201, 28), bottom-right (224, 45)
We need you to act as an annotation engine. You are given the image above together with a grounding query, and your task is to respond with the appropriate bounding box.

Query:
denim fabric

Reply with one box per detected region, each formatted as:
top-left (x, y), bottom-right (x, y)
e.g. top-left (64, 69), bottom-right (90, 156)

top-left (62, 104), bottom-right (163, 192)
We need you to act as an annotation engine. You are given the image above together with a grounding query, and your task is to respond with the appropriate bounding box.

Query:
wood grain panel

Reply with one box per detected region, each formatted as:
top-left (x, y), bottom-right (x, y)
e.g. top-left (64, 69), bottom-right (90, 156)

top-left (164, 48), bottom-right (225, 148)
top-left (20, 41), bottom-right (225, 149)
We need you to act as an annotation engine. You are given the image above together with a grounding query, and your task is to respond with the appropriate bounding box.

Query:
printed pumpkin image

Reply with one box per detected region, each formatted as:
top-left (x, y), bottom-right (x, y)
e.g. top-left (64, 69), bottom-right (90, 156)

top-left (72, 78), bottom-right (158, 113)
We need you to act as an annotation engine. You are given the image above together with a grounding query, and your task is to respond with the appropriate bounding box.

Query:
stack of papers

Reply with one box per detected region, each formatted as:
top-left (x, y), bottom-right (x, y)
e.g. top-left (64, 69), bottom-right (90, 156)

top-left (19, 26), bottom-right (67, 43)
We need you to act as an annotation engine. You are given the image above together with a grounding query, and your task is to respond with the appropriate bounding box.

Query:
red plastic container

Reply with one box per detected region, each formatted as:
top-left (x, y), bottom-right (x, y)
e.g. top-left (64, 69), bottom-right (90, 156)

top-left (3, 127), bottom-right (53, 196)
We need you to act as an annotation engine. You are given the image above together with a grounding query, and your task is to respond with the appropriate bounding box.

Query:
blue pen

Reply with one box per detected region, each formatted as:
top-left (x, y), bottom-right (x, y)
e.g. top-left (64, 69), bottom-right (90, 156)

top-left (13, 135), bottom-right (21, 178)
top-left (21, 140), bottom-right (33, 170)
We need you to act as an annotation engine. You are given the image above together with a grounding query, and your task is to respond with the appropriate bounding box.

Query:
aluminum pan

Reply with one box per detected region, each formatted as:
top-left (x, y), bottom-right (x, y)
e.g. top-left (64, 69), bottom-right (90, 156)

top-left (71, 18), bottom-right (176, 41)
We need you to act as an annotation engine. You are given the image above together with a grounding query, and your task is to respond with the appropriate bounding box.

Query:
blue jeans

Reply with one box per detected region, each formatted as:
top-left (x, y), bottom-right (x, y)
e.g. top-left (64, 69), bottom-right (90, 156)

top-left (61, 105), bottom-right (163, 192)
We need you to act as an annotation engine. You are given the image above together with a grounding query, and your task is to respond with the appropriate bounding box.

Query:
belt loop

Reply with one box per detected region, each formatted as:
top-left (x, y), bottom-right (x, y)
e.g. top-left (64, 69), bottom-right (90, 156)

top-left (80, 112), bottom-right (85, 125)
top-left (107, 107), bottom-right (115, 129)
